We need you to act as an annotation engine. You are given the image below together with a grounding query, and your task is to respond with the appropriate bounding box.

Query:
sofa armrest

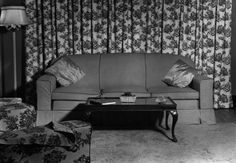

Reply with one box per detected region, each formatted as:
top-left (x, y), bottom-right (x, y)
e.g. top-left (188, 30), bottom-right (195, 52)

top-left (191, 74), bottom-right (213, 109)
top-left (37, 74), bottom-right (57, 111)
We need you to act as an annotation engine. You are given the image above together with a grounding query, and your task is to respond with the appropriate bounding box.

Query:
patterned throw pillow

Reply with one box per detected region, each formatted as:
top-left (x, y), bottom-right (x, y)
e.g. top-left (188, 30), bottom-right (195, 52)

top-left (163, 59), bottom-right (197, 88)
top-left (45, 56), bottom-right (85, 86)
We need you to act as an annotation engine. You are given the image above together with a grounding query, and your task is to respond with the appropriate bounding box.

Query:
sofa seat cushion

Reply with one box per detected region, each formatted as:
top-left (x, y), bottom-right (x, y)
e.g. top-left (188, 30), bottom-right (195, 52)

top-left (102, 86), bottom-right (151, 97)
top-left (148, 86), bottom-right (199, 100)
top-left (52, 86), bottom-right (100, 101)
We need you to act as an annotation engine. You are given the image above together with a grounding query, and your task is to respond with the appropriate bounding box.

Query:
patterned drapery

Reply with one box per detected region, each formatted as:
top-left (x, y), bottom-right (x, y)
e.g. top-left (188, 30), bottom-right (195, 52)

top-left (25, 0), bottom-right (233, 108)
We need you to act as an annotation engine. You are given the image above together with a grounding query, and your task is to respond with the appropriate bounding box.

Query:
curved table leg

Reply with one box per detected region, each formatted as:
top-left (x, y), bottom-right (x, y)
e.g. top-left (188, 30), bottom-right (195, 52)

top-left (165, 111), bottom-right (170, 130)
top-left (154, 110), bottom-right (178, 142)
top-left (158, 111), bottom-right (164, 128)
top-left (170, 110), bottom-right (178, 142)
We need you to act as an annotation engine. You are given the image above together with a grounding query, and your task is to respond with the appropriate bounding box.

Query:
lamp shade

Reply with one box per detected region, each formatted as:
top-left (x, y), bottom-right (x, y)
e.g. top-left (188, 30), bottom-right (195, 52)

top-left (0, 6), bottom-right (30, 25)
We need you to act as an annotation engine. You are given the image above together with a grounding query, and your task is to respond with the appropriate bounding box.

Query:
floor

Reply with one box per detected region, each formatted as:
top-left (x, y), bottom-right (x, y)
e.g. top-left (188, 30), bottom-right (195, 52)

top-left (92, 109), bottom-right (236, 163)
top-left (215, 108), bottom-right (236, 123)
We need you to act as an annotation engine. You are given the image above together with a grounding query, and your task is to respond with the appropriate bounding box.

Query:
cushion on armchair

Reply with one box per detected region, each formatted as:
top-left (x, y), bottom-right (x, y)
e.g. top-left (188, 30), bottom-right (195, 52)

top-left (45, 56), bottom-right (85, 86)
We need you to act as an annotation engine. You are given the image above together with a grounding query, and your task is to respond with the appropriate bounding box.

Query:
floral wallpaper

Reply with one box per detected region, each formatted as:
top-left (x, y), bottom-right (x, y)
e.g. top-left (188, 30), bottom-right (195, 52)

top-left (25, 0), bottom-right (233, 108)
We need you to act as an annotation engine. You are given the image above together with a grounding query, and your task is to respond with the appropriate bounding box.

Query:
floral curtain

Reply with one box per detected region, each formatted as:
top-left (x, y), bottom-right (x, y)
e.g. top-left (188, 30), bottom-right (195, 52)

top-left (25, 0), bottom-right (233, 108)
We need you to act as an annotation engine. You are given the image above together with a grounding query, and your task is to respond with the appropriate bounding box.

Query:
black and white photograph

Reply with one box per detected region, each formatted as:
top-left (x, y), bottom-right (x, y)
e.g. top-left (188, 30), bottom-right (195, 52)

top-left (0, 0), bottom-right (236, 162)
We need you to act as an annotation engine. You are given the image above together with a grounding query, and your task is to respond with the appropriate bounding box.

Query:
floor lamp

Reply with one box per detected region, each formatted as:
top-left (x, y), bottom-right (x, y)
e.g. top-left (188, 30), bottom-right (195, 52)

top-left (0, 6), bottom-right (31, 96)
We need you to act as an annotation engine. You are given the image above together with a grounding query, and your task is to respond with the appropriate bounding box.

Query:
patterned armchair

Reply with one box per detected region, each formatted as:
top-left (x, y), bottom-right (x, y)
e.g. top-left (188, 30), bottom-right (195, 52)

top-left (0, 102), bottom-right (36, 134)
top-left (0, 120), bottom-right (92, 163)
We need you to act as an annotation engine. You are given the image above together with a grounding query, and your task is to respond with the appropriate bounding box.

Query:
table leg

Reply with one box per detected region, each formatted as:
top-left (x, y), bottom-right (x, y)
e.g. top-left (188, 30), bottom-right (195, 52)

top-left (158, 111), bottom-right (164, 128)
top-left (165, 111), bottom-right (170, 130)
top-left (170, 110), bottom-right (178, 142)
top-left (155, 110), bottom-right (178, 143)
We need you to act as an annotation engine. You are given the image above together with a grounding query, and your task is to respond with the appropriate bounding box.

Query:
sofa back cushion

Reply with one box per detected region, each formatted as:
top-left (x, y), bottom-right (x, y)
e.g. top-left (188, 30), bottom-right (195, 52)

top-left (146, 53), bottom-right (195, 88)
top-left (67, 55), bottom-right (100, 90)
top-left (100, 53), bottom-right (146, 90)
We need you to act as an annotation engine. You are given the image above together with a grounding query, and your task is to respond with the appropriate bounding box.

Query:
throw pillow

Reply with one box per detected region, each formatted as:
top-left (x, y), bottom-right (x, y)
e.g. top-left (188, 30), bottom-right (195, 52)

top-left (163, 59), bottom-right (197, 88)
top-left (45, 56), bottom-right (85, 86)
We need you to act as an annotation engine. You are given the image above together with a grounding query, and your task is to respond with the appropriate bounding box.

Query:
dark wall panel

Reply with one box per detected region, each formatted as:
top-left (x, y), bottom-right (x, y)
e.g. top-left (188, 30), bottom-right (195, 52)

top-left (231, 1), bottom-right (236, 96)
top-left (2, 31), bottom-right (14, 97)
top-left (0, 31), bottom-right (2, 97)
top-left (0, 28), bottom-right (24, 98)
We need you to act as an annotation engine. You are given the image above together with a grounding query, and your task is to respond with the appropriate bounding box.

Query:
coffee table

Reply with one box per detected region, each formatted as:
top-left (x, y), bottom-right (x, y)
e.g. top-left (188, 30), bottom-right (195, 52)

top-left (79, 97), bottom-right (178, 142)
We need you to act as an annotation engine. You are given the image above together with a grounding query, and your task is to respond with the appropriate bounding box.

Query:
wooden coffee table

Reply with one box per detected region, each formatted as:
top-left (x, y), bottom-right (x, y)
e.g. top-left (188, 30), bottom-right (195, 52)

top-left (79, 97), bottom-right (178, 142)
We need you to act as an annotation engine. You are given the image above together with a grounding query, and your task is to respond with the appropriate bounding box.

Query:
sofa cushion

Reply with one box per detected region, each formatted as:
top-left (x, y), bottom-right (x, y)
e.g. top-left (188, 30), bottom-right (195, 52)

top-left (102, 86), bottom-right (150, 97)
top-left (146, 53), bottom-right (195, 88)
top-left (148, 86), bottom-right (199, 100)
top-left (52, 86), bottom-right (100, 101)
top-left (163, 59), bottom-right (197, 88)
top-left (45, 56), bottom-right (85, 86)
top-left (66, 54), bottom-right (100, 90)
top-left (100, 53), bottom-right (146, 90)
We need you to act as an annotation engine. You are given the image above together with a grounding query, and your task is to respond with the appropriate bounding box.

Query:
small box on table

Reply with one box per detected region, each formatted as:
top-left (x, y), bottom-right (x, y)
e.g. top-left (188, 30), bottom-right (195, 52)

top-left (0, 120), bottom-right (92, 163)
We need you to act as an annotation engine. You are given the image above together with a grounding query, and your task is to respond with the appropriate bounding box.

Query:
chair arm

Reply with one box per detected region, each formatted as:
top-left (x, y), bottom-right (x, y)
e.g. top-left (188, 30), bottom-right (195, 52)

top-left (37, 74), bottom-right (56, 111)
top-left (191, 74), bottom-right (213, 109)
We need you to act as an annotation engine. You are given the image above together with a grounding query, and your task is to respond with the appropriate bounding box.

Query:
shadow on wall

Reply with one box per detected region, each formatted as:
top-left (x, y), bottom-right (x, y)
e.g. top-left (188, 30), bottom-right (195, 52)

top-left (24, 71), bottom-right (45, 107)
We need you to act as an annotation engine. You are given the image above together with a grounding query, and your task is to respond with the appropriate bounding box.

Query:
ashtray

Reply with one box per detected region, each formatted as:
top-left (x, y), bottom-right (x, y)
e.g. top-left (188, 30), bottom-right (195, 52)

top-left (155, 96), bottom-right (167, 103)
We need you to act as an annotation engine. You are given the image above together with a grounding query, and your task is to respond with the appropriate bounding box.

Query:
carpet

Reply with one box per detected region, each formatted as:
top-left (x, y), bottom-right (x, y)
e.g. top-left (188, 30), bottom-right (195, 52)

top-left (91, 123), bottom-right (236, 163)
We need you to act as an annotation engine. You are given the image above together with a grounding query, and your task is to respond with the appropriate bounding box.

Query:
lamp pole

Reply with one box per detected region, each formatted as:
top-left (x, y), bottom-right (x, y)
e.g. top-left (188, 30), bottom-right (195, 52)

top-left (0, 6), bottom-right (31, 97)
top-left (13, 30), bottom-right (17, 95)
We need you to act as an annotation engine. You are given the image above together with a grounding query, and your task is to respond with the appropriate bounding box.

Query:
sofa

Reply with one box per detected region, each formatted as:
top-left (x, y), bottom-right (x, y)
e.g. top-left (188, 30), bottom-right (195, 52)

top-left (37, 53), bottom-right (215, 126)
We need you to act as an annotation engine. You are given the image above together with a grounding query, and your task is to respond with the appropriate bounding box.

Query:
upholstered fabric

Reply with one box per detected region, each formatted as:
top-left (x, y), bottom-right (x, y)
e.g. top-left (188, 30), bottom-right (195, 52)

top-left (52, 86), bottom-right (100, 101)
top-left (53, 101), bottom-right (86, 111)
top-left (102, 85), bottom-right (150, 97)
top-left (192, 74), bottom-right (214, 109)
top-left (36, 53), bottom-right (215, 125)
top-left (37, 74), bottom-right (57, 111)
top-left (68, 55), bottom-right (101, 90)
top-left (0, 120), bottom-right (92, 163)
top-left (102, 92), bottom-right (150, 98)
top-left (45, 56), bottom-right (85, 86)
top-left (102, 85), bottom-right (148, 93)
top-left (149, 86), bottom-right (199, 100)
top-left (163, 59), bottom-right (197, 88)
top-left (0, 103), bottom-right (36, 133)
top-left (100, 54), bottom-right (146, 90)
